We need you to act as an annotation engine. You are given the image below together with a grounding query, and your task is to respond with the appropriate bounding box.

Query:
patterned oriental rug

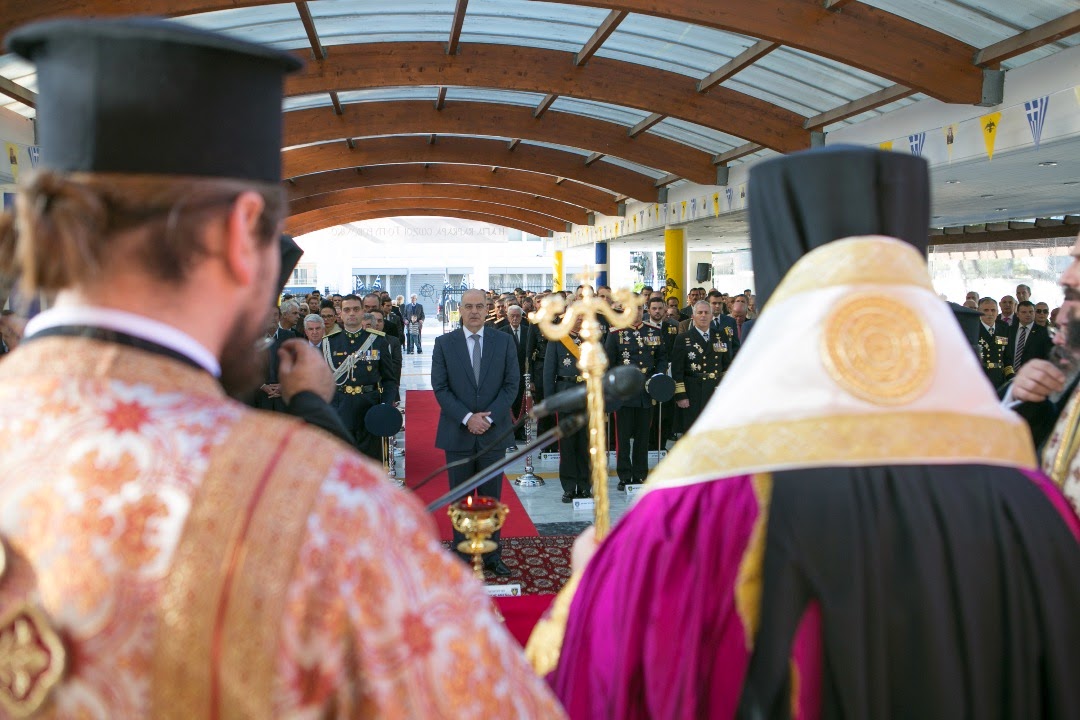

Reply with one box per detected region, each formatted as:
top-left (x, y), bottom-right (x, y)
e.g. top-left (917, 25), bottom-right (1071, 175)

top-left (404, 389), bottom-right (538, 540)
top-left (442, 535), bottom-right (575, 595)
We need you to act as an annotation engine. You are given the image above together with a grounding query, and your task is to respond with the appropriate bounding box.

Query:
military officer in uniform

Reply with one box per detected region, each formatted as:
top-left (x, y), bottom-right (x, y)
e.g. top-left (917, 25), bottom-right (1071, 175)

top-left (648, 295), bottom-right (679, 448)
top-left (672, 300), bottom-right (732, 432)
top-left (544, 317), bottom-right (592, 502)
top-left (977, 296), bottom-right (1011, 388)
top-left (605, 298), bottom-right (669, 489)
top-left (323, 294), bottom-right (398, 459)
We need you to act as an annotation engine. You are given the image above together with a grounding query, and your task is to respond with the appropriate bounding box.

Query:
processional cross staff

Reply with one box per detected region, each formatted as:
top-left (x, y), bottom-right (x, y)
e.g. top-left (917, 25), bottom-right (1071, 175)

top-left (530, 279), bottom-right (638, 540)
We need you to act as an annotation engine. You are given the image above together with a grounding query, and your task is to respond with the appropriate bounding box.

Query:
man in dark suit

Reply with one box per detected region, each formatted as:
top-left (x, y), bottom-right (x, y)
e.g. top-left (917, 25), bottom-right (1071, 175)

top-left (432, 288), bottom-right (520, 576)
top-left (367, 310), bottom-right (403, 404)
top-left (255, 301), bottom-right (302, 411)
top-left (679, 287), bottom-right (705, 320)
top-left (998, 294), bottom-right (1017, 327)
top-left (501, 305), bottom-right (532, 442)
top-left (1005, 300), bottom-right (1052, 374)
top-left (403, 293), bottom-right (425, 354)
top-left (729, 293), bottom-right (754, 344)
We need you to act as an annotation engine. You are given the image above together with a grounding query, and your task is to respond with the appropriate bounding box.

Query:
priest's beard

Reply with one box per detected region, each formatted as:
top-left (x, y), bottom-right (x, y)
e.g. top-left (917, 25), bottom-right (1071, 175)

top-left (1049, 314), bottom-right (1080, 403)
top-left (219, 312), bottom-right (270, 399)
top-left (219, 251), bottom-right (278, 399)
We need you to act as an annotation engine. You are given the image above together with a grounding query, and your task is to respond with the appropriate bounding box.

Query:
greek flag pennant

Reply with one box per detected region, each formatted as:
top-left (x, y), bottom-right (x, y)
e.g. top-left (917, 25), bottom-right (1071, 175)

top-left (27, 146), bottom-right (41, 168)
top-left (372, 275), bottom-right (382, 290)
top-left (908, 132), bottom-right (926, 157)
top-left (1025, 96), bottom-right (1050, 150)
top-left (690, 197), bottom-right (697, 219)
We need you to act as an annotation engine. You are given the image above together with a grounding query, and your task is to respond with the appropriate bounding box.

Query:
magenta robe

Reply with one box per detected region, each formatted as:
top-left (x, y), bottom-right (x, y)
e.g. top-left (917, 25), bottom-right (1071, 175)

top-left (549, 475), bottom-right (822, 719)
top-left (549, 469), bottom-right (1080, 720)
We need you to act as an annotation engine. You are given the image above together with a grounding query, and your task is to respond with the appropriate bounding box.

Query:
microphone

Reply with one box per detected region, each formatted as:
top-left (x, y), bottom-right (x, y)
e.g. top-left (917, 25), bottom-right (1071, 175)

top-left (530, 365), bottom-right (645, 419)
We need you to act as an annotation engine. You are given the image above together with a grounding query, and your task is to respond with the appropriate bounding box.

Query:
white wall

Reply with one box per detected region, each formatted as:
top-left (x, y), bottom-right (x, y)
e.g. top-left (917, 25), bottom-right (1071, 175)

top-left (296, 217), bottom-right (555, 294)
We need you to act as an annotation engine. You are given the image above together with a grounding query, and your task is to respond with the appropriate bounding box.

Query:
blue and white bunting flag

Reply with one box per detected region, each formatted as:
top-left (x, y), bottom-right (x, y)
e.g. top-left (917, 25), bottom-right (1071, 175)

top-left (1025, 96), bottom-right (1050, 150)
top-left (372, 275), bottom-right (382, 290)
top-left (908, 132), bottom-right (926, 157)
top-left (459, 275), bottom-right (469, 290)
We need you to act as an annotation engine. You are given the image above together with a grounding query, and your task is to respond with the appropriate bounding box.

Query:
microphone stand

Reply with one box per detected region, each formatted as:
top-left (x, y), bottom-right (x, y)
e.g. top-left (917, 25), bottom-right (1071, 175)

top-left (514, 358), bottom-right (544, 487)
top-left (426, 413), bottom-right (586, 512)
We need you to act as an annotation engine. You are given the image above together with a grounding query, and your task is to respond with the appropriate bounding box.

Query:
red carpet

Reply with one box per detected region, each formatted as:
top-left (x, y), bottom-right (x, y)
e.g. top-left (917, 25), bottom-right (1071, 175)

top-left (405, 390), bottom-right (538, 540)
top-left (495, 594), bottom-right (557, 648)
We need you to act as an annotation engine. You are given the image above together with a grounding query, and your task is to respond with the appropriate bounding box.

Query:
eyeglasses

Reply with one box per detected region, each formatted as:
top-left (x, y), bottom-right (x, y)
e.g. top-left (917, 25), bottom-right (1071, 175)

top-left (1035, 309), bottom-right (1050, 314)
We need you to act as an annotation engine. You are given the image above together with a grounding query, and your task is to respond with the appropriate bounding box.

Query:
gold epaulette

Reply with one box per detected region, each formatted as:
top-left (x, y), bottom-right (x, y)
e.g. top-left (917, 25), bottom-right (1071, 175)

top-left (368, 329), bottom-right (386, 337)
top-left (674, 382), bottom-right (686, 394)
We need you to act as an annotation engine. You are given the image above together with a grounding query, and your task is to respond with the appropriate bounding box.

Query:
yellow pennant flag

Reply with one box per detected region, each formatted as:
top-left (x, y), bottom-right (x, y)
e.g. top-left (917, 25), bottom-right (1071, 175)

top-left (712, 192), bottom-right (720, 217)
top-left (879, 141), bottom-right (893, 152)
top-left (981, 112), bottom-right (1002, 160)
top-left (680, 200), bottom-right (687, 219)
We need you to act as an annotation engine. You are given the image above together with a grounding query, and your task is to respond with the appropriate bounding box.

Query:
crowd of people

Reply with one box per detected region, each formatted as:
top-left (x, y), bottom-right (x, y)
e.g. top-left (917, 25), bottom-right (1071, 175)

top-left (256, 281), bottom-right (764, 505)
top-left (968, 285), bottom-right (1061, 389)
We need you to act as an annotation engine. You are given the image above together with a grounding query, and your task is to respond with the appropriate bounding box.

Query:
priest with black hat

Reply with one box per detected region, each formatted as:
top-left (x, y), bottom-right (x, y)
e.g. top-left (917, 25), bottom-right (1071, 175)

top-left (528, 146), bottom-right (1080, 719)
top-left (0, 17), bottom-right (563, 719)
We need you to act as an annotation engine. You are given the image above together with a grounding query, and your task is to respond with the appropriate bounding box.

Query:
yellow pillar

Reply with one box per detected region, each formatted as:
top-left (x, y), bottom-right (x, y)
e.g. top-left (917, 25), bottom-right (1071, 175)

top-left (553, 250), bottom-right (564, 291)
top-left (664, 228), bottom-right (686, 302)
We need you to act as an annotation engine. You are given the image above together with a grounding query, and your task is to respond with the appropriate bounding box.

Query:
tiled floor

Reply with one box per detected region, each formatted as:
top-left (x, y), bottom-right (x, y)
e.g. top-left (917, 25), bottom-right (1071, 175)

top-left (395, 328), bottom-right (667, 535)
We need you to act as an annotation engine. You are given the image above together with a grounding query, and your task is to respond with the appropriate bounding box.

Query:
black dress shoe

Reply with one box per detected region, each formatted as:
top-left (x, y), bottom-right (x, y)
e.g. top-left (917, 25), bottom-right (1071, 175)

top-left (617, 481), bottom-right (626, 491)
top-left (485, 559), bottom-right (512, 576)
top-left (561, 493), bottom-right (574, 503)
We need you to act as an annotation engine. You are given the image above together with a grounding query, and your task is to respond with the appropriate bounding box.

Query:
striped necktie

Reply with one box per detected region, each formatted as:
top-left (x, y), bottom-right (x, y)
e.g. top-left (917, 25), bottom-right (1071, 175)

top-left (1014, 325), bottom-right (1028, 368)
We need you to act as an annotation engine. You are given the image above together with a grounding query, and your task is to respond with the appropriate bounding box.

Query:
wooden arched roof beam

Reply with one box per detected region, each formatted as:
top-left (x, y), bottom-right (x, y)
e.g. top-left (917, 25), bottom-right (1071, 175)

top-left (0, 0), bottom-right (984, 103)
top-left (286, 43), bottom-right (808, 153)
top-left (283, 136), bottom-right (657, 201)
top-left (287, 165), bottom-right (619, 216)
top-left (286, 197), bottom-right (568, 235)
top-left (289, 184), bottom-right (589, 225)
top-left (288, 208), bottom-right (555, 238)
top-left (284, 101), bottom-right (719, 186)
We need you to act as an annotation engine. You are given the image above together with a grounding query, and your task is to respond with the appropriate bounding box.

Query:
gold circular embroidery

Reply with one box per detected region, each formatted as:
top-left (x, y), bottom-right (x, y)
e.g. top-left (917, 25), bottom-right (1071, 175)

top-left (821, 293), bottom-right (934, 406)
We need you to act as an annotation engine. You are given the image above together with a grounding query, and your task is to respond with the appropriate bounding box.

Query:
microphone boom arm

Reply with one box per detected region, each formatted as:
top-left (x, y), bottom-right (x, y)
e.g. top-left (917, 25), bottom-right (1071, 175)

top-left (426, 413), bottom-right (586, 512)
